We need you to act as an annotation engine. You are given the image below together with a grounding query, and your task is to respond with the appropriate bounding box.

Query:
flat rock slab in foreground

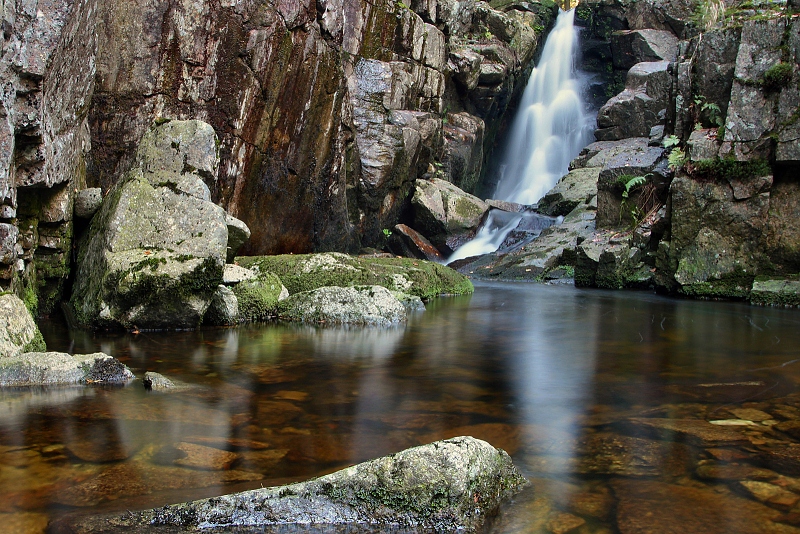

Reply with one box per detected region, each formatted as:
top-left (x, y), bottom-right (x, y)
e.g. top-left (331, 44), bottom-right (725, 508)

top-left (0, 352), bottom-right (134, 386)
top-left (59, 436), bottom-right (528, 533)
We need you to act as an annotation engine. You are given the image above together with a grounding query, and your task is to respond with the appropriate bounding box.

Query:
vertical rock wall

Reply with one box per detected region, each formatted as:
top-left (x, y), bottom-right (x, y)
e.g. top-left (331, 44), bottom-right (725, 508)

top-left (0, 0), bottom-right (558, 315)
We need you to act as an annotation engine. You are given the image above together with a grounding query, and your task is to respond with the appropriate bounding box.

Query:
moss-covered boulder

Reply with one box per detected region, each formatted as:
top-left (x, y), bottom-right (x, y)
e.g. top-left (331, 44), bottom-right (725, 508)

top-left (277, 285), bottom-right (408, 326)
top-left (231, 272), bottom-right (288, 323)
top-left (62, 436), bottom-right (528, 532)
top-left (0, 293), bottom-right (45, 358)
top-left (750, 276), bottom-right (800, 307)
top-left (70, 120), bottom-right (230, 330)
top-left (236, 252), bottom-right (473, 300)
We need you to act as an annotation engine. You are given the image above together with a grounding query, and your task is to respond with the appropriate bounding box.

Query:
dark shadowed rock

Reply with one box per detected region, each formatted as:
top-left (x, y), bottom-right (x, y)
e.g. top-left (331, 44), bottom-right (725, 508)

top-left (225, 215), bottom-right (251, 263)
top-left (596, 61), bottom-right (671, 141)
top-left (611, 29), bottom-right (679, 70)
top-left (387, 224), bottom-right (444, 262)
top-left (60, 436), bottom-right (528, 533)
top-left (74, 188), bottom-right (104, 219)
top-left (204, 285), bottom-right (239, 326)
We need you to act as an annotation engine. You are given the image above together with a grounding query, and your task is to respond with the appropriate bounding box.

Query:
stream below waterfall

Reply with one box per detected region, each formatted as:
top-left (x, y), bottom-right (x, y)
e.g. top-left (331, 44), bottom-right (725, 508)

top-left (3, 283), bottom-right (800, 532)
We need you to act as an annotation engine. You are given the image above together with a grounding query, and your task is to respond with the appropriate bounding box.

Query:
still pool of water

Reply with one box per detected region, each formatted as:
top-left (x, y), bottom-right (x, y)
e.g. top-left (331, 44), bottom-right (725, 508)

top-left (3, 282), bottom-right (800, 533)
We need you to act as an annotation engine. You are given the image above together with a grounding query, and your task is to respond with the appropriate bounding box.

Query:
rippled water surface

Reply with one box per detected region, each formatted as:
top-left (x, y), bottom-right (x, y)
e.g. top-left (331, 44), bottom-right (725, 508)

top-left (3, 282), bottom-right (800, 533)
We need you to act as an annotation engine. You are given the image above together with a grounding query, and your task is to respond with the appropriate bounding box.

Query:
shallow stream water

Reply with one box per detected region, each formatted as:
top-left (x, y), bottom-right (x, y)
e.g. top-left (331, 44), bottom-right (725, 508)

top-left (3, 282), bottom-right (800, 533)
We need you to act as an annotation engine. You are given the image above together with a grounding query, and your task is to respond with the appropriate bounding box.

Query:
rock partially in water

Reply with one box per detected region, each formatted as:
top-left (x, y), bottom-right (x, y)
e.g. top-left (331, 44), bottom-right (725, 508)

top-left (236, 252), bottom-right (473, 300)
top-left (411, 177), bottom-right (489, 250)
top-left (143, 371), bottom-right (175, 391)
top-left (232, 273), bottom-right (289, 323)
top-left (69, 120), bottom-right (228, 330)
top-left (278, 285), bottom-right (408, 326)
top-left (63, 436), bottom-right (527, 532)
top-left (0, 352), bottom-right (133, 386)
top-left (750, 277), bottom-right (800, 308)
top-left (0, 294), bottom-right (45, 358)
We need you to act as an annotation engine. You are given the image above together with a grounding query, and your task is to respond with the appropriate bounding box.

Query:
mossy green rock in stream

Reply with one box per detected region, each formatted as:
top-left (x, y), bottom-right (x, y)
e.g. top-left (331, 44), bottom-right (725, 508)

top-left (236, 253), bottom-right (473, 300)
top-left (750, 276), bottom-right (800, 307)
top-left (60, 436), bottom-right (528, 532)
top-left (0, 294), bottom-right (45, 358)
top-left (69, 120), bottom-right (231, 330)
top-left (231, 272), bottom-right (288, 323)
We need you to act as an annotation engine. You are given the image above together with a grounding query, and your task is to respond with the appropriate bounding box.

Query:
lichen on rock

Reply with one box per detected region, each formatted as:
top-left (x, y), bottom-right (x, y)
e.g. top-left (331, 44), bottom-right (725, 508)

top-left (63, 436), bottom-right (528, 532)
top-left (69, 120), bottom-right (229, 330)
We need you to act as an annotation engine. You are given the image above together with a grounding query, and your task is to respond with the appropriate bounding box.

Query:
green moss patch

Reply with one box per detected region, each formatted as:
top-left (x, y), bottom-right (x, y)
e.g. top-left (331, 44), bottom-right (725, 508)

top-left (235, 253), bottom-right (473, 300)
top-left (690, 157), bottom-right (772, 181)
top-left (232, 273), bottom-right (285, 322)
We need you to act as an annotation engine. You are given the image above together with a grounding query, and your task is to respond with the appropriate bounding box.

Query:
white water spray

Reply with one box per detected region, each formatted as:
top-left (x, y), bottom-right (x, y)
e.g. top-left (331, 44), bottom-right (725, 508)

top-left (447, 9), bottom-right (594, 263)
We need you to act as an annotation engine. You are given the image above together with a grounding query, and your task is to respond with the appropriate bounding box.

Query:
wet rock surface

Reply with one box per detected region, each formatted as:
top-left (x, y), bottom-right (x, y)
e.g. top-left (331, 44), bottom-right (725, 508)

top-left (0, 352), bottom-right (133, 386)
top-left (64, 437), bottom-right (528, 533)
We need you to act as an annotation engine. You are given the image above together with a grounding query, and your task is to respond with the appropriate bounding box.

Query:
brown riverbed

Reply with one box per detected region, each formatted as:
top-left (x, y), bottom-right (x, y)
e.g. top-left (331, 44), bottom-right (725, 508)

top-left (3, 282), bottom-right (800, 533)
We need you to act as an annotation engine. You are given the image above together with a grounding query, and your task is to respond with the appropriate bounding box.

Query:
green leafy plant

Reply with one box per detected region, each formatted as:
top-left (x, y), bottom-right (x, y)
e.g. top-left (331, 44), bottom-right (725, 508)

top-left (663, 135), bottom-right (681, 149)
top-left (668, 147), bottom-right (687, 171)
top-left (617, 174), bottom-right (648, 227)
top-left (382, 228), bottom-right (393, 238)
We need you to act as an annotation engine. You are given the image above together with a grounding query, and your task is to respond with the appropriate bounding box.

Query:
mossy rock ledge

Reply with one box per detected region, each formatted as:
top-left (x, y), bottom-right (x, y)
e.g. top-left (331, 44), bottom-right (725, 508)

top-left (58, 436), bottom-right (528, 532)
top-left (235, 252), bottom-right (474, 301)
top-left (0, 293), bottom-right (46, 357)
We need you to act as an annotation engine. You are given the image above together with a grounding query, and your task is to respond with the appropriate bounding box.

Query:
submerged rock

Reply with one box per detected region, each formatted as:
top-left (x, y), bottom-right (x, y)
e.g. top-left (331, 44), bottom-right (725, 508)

top-left (64, 436), bottom-right (528, 532)
top-left (0, 352), bottom-right (133, 386)
top-left (236, 252), bottom-right (473, 300)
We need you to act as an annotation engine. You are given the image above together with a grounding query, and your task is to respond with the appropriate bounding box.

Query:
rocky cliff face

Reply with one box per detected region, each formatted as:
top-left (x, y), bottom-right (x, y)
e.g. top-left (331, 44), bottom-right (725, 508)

top-left (0, 0), bottom-right (557, 315)
top-left (456, 0), bottom-right (800, 306)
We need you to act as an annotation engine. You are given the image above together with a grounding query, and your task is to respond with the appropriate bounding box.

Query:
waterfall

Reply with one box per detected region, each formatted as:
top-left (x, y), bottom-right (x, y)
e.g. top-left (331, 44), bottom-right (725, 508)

top-left (447, 9), bottom-right (594, 263)
top-left (494, 8), bottom-right (594, 205)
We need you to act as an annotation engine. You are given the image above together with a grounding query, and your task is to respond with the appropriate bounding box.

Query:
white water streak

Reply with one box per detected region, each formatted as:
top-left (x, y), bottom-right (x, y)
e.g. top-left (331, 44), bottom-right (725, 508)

top-left (447, 9), bottom-right (592, 263)
top-left (494, 8), bottom-right (594, 205)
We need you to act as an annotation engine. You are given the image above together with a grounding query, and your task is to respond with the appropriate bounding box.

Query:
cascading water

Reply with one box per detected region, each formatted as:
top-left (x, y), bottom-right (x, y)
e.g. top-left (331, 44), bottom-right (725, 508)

top-left (447, 8), bottom-right (595, 263)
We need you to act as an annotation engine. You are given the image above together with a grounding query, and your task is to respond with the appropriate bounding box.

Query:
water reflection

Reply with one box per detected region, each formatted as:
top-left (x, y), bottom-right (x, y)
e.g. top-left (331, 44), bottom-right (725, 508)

top-left (5, 283), bottom-right (800, 533)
